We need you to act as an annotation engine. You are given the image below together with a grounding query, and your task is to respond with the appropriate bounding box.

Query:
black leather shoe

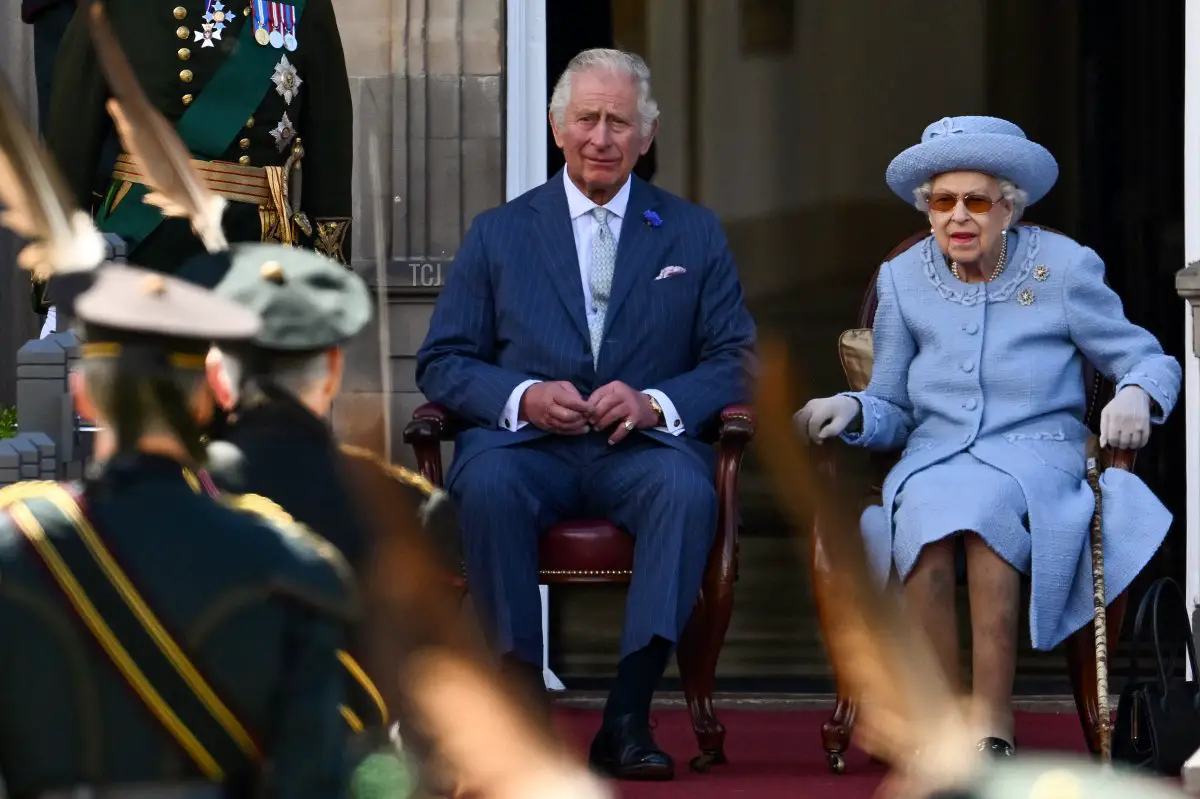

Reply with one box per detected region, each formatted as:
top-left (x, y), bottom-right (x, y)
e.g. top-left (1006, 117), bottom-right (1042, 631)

top-left (977, 737), bottom-right (1015, 757)
top-left (588, 713), bottom-right (674, 781)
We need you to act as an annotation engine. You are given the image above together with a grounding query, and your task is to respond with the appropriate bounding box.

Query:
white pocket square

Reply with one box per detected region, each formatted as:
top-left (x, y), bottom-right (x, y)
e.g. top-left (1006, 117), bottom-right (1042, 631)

top-left (655, 265), bottom-right (687, 280)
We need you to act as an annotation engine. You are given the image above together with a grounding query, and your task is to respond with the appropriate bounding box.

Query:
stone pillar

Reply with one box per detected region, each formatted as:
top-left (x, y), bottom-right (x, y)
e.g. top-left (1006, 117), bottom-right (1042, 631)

top-left (332, 0), bottom-right (506, 467)
top-left (1180, 265), bottom-right (1200, 793)
top-left (14, 330), bottom-right (88, 478)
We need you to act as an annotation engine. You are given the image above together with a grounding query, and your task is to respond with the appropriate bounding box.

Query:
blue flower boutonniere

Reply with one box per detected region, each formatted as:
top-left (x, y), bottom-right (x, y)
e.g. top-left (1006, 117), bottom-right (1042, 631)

top-left (643, 209), bottom-right (663, 228)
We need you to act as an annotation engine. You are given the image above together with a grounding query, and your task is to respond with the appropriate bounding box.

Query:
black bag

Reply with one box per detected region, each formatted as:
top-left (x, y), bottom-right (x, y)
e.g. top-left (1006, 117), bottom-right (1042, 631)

top-left (1112, 577), bottom-right (1200, 775)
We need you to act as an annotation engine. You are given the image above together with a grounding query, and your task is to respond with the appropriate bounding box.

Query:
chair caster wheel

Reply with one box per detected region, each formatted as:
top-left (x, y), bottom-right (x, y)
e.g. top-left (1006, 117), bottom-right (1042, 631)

top-left (689, 750), bottom-right (725, 773)
top-left (828, 752), bottom-right (846, 774)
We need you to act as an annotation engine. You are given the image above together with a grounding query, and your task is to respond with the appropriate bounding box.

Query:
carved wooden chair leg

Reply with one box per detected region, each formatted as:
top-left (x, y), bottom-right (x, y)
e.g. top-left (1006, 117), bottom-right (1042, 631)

top-left (677, 586), bottom-right (734, 773)
top-left (1064, 591), bottom-right (1128, 755)
top-left (822, 695), bottom-right (856, 773)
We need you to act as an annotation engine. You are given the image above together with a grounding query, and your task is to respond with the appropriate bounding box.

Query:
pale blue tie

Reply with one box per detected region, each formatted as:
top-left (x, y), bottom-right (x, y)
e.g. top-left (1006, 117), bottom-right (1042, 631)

top-left (588, 207), bottom-right (616, 365)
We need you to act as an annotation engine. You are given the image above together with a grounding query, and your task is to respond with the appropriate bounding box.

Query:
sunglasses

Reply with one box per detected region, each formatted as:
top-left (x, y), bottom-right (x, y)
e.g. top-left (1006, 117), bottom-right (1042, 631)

top-left (928, 193), bottom-right (1003, 214)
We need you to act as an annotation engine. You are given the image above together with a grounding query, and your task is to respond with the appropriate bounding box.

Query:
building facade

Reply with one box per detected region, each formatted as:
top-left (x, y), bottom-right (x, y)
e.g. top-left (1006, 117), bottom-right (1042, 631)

top-left (0, 0), bottom-right (1192, 688)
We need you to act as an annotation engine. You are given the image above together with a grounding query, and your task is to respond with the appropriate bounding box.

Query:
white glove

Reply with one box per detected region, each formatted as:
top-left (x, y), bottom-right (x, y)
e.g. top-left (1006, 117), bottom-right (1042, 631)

top-left (1099, 385), bottom-right (1152, 450)
top-left (793, 395), bottom-right (861, 444)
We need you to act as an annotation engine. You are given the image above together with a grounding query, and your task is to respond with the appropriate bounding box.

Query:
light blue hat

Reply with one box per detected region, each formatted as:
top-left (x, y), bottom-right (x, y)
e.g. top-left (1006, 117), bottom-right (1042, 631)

top-left (885, 116), bottom-right (1059, 207)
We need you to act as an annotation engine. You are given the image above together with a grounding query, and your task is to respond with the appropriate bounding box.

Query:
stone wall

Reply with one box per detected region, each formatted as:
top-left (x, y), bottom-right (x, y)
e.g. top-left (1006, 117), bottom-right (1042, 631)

top-left (331, 0), bottom-right (506, 468)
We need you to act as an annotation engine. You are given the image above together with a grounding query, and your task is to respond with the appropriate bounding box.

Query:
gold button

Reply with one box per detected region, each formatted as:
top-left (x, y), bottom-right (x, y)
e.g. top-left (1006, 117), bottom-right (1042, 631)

top-left (178, 48), bottom-right (191, 61)
top-left (182, 93), bottom-right (194, 106)
top-left (239, 138), bottom-right (250, 150)
top-left (180, 69), bottom-right (193, 83)
top-left (238, 155), bottom-right (251, 165)
top-left (173, 6), bottom-right (186, 19)
top-left (176, 25), bottom-right (189, 39)
top-left (243, 5), bottom-right (250, 15)
top-left (245, 117), bottom-right (255, 128)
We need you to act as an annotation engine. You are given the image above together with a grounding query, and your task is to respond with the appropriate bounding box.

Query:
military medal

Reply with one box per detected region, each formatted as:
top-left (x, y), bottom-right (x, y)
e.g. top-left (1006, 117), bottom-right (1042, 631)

top-left (194, 22), bottom-right (221, 47)
top-left (203, 0), bottom-right (228, 31)
top-left (270, 113), bottom-right (296, 151)
top-left (282, 3), bottom-right (298, 51)
top-left (271, 56), bottom-right (302, 105)
top-left (252, 0), bottom-right (271, 45)
top-left (194, 0), bottom-right (227, 46)
top-left (268, 1), bottom-right (285, 48)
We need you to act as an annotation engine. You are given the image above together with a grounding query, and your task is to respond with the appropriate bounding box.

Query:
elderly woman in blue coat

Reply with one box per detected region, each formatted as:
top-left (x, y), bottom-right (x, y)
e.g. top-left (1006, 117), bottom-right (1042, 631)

top-left (794, 116), bottom-right (1181, 756)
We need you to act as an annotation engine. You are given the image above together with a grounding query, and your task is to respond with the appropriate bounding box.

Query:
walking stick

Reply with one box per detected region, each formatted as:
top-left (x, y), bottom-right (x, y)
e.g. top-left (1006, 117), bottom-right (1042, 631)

top-left (1085, 453), bottom-right (1112, 761)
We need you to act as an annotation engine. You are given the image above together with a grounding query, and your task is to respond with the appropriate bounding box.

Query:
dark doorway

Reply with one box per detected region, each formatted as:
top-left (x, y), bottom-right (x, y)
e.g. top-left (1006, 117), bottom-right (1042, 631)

top-left (544, 0), bottom-right (657, 183)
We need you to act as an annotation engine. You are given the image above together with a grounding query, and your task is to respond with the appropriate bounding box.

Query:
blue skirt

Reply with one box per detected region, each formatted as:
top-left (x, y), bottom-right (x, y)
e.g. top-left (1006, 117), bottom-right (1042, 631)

top-left (891, 451), bottom-right (1032, 581)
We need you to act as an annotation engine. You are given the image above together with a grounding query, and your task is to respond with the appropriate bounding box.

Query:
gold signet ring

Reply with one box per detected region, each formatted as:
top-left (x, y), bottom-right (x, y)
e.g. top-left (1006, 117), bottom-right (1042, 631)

top-left (623, 418), bottom-right (636, 431)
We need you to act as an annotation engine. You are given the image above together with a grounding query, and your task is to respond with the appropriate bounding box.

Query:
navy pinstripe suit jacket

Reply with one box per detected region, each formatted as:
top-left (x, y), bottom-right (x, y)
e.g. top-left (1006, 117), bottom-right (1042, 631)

top-left (415, 170), bottom-right (757, 485)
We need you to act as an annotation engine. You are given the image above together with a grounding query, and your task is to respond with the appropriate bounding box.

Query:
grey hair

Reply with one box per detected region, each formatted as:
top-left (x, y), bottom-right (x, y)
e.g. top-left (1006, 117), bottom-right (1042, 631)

top-left (79, 358), bottom-right (206, 436)
top-left (913, 177), bottom-right (1029, 225)
top-left (215, 347), bottom-right (329, 407)
top-left (548, 48), bottom-right (660, 137)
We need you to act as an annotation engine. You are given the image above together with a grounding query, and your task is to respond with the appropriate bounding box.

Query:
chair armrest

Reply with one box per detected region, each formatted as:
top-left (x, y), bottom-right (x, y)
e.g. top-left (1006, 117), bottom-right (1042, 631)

top-left (402, 403), bottom-right (467, 487)
top-left (717, 403), bottom-right (755, 446)
top-left (1106, 447), bottom-right (1137, 472)
top-left (402, 402), bottom-right (463, 444)
top-left (713, 404), bottom-right (754, 584)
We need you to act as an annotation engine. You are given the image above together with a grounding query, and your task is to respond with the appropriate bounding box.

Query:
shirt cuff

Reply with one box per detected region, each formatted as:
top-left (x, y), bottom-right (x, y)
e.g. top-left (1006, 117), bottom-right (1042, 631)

top-left (500, 379), bottom-right (541, 431)
top-left (643, 389), bottom-right (685, 436)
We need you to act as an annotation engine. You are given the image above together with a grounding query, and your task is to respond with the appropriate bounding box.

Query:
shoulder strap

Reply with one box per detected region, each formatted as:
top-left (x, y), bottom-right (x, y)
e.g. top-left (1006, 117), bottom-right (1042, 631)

top-left (2, 482), bottom-right (260, 780)
top-left (97, 0), bottom-right (310, 250)
top-left (339, 444), bottom-right (437, 496)
top-left (224, 491), bottom-right (388, 732)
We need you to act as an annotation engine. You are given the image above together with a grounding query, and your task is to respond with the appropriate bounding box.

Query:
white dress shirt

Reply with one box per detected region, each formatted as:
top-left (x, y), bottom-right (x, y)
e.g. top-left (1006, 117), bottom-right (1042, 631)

top-left (499, 170), bottom-right (684, 435)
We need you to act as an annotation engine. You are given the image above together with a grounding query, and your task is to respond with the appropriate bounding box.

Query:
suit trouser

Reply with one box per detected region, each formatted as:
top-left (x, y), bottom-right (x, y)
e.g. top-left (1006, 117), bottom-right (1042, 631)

top-left (449, 432), bottom-right (717, 666)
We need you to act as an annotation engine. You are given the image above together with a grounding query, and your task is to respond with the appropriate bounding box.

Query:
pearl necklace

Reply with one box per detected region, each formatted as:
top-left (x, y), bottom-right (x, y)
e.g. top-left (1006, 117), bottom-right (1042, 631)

top-left (949, 231), bottom-right (1008, 282)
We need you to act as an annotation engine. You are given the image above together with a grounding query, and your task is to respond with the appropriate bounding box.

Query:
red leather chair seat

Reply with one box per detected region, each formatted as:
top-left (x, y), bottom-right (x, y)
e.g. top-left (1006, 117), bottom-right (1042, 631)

top-left (539, 521), bottom-right (633, 582)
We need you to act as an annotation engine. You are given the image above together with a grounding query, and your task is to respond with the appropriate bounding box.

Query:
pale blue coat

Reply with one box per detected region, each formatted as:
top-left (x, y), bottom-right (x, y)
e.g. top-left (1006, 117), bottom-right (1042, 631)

top-left (841, 225), bottom-right (1181, 651)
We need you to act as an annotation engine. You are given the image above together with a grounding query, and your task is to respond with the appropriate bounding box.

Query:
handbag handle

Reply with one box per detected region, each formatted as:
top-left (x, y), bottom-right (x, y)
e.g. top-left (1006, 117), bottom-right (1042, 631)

top-left (1127, 577), bottom-right (1199, 710)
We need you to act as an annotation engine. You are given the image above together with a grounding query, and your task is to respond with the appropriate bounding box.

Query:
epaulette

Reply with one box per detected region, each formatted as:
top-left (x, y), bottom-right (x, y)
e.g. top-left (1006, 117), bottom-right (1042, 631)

top-left (223, 492), bottom-right (354, 584)
top-left (339, 444), bottom-right (438, 497)
top-left (0, 480), bottom-right (67, 510)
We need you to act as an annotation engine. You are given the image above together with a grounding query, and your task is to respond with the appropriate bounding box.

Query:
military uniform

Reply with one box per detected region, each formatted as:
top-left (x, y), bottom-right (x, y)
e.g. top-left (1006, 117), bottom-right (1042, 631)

top-left (0, 265), bottom-right (358, 798)
top-left (181, 245), bottom-right (457, 795)
top-left (38, 0), bottom-right (353, 316)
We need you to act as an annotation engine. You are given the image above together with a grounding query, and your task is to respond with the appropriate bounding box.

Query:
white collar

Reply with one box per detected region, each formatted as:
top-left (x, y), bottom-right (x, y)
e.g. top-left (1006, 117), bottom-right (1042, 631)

top-left (563, 168), bottom-right (632, 221)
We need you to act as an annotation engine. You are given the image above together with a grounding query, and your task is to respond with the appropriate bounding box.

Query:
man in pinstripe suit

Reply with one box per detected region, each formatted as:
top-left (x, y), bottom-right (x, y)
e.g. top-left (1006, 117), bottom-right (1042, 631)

top-left (416, 48), bottom-right (756, 782)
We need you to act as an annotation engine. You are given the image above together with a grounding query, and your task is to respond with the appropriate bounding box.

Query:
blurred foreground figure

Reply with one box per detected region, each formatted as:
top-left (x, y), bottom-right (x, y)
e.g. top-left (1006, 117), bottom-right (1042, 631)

top-left (911, 756), bottom-right (1188, 799)
top-left (794, 116), bottom-right (1179, 753)
top-left (184, 243), bottom-right (458, 796)
top-left (0, 266), bottom-right (358, 797)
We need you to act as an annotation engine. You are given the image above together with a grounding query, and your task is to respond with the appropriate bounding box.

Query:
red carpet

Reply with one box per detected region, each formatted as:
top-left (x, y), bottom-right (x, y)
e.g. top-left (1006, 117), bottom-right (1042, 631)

top-left (554, 707), bottom-right (1087, 797)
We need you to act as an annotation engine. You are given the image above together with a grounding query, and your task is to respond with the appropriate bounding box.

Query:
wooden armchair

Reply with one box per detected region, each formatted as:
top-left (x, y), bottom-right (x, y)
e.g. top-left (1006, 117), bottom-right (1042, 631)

top-left (402, 401), bottom-right (755, 772)
top-left (814, 226), bottom-right (1133, 774)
